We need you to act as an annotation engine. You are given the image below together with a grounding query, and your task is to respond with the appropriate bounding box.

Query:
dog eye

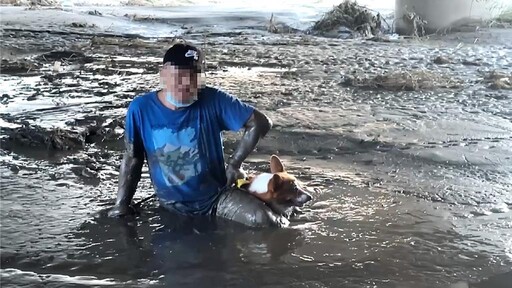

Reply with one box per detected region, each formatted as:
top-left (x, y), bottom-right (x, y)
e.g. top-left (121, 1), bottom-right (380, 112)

top-left (292, 183), bottom-right (300, 193)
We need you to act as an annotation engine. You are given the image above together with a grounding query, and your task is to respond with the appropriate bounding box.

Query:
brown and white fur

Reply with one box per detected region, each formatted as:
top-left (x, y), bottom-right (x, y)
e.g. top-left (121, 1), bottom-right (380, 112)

top-left (240, 155), bottom-right (313, 217)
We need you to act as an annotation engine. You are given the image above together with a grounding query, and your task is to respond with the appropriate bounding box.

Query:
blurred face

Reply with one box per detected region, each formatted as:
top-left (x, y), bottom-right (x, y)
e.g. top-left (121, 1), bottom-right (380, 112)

top-left (160, 63), bottom-right (202, 106)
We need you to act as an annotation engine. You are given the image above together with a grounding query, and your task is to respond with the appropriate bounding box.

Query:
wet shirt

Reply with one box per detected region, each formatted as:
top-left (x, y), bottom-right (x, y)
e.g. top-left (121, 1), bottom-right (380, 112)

top-left (124, 86), bottom-right (254, 214)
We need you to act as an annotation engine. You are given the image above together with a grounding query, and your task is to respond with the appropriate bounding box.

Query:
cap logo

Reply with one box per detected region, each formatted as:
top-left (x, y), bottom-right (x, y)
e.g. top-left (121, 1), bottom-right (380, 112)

top-left (185, 49), bottom-right (199, 60)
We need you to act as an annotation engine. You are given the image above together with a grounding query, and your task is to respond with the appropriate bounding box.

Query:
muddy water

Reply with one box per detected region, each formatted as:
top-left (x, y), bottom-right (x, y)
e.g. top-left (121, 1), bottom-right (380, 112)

top-left (1, 7), bottom-right (512, 288)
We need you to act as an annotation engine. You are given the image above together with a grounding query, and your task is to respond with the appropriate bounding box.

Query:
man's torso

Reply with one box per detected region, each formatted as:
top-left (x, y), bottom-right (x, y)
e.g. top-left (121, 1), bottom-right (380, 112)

top-left (125, 86), bottom-right (253, 214)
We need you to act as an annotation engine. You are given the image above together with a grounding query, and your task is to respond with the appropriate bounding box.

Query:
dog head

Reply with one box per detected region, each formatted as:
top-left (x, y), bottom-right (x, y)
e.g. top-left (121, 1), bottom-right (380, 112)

top-left (264, 155), bottom-right (313, 207)
top-left (249, 155), bottom-right (313, 207)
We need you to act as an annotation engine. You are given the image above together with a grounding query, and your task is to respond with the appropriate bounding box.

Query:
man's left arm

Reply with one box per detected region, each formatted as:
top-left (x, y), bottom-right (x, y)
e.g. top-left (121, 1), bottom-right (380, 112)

top-left (225, 109), bottom-right (273, 185)
top-left (212, 88), bottom-right (273, 186)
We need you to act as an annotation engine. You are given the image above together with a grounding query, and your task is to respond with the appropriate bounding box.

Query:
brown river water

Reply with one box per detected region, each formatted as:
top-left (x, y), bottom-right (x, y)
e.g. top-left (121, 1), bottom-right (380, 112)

top-left (1, 6), bottom-right (511, 288)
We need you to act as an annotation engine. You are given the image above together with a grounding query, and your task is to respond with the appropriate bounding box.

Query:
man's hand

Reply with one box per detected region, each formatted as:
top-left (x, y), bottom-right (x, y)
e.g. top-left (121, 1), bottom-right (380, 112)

top-left (225, 163), bottom-right (247, 187)
top-left (107, 203), bottom-right (137, 218)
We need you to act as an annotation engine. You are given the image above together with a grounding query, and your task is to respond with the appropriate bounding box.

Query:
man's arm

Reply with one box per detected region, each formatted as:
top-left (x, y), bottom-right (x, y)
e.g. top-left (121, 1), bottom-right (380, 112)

top-left (117, 142), bottom-right (145, 205)
top-left (108, 143), bottom-right (144, 217)
top-left (225, 109), bottom-right (272, 185)
top-left (108, 141), bottom-right (145, 217)
top-left (108, 99), bottom-right (145, 217)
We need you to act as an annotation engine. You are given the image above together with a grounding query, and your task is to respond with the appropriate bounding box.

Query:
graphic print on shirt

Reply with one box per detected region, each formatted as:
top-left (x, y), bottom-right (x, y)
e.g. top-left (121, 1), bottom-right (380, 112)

top-left (149, 126), bottom-right (202, 187)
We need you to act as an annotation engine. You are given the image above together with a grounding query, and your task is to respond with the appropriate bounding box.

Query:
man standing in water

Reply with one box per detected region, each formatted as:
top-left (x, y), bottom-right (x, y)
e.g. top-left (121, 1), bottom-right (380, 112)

top-left (107, 38), bottom-right (288, 227)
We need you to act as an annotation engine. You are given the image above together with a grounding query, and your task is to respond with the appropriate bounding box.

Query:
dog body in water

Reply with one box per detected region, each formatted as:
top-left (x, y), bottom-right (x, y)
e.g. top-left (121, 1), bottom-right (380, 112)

top-left (237, 155), bottom-right (313, 217)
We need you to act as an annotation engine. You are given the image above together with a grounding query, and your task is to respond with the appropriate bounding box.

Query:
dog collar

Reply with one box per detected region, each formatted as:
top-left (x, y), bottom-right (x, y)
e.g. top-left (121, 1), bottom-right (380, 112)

top-left (236, 178), bottom-right (251, 189)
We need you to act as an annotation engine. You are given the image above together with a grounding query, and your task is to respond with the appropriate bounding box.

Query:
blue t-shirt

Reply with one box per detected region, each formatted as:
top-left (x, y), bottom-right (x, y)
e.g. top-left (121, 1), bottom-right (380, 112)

top-left (124, 85), bottom-right (255, 214)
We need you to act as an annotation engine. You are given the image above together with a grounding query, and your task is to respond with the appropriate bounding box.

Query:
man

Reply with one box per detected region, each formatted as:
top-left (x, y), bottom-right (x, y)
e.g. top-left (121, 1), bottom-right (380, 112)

top-left (107, 39), bottom-right (288, 228)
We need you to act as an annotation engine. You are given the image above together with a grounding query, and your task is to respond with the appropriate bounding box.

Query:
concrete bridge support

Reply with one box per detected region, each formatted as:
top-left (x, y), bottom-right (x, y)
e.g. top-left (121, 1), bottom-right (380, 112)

top-left (394, 0), bottom-right (512, 35)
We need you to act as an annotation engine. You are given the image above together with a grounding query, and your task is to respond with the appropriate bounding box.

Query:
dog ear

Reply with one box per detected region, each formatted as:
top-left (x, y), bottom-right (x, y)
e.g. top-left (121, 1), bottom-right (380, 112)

top-left (268, 173), bottom-right (283, 193)
top-left (270, 155), bottom-right (285, 173)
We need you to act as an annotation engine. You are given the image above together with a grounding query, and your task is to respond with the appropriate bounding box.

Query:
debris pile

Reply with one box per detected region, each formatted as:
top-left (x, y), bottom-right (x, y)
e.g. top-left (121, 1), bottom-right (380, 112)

top-left (342, 70), bottom-right (462, 91)
top-left (484, 70), bottom-right (512, 90)
top-left (310, 0), bottom-right (382, 37)
top-left (400, 11), bottom-right (427, 37)
top-left (1, 125), bottom-right (86, 151)
top-left (0, 59), bottom-right (41, 74)
top-left (35, 50), bottom-right (95, 64)
top-left (0, 116), bottom-right (125, 151)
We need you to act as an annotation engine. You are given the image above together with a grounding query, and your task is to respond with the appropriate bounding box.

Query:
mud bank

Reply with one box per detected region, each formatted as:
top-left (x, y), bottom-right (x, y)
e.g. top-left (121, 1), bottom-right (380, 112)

top-left (1, 6), bottom-right (512, 288)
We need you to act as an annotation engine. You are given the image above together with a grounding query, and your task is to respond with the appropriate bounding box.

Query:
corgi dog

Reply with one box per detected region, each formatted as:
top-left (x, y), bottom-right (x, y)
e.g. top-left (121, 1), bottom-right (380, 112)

top-left (236, 155), bottom-right (313, 216)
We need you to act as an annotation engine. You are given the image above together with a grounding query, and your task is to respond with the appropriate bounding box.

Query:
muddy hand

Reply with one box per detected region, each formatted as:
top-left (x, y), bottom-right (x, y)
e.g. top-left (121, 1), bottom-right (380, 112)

top-left (225, 163), bottom-right (247, 187)
top-left (107, 203), bottom-right (137, 218)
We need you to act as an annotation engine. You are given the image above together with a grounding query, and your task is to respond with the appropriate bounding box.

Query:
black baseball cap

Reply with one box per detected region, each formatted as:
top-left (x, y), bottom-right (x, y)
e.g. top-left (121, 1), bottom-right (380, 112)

top-left (162, 41), bottom-right (203, 72)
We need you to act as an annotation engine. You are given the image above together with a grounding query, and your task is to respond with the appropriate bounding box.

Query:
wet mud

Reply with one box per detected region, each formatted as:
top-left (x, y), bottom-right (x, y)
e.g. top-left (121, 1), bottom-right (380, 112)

top-left (1, 6), bottom-right (512, 288)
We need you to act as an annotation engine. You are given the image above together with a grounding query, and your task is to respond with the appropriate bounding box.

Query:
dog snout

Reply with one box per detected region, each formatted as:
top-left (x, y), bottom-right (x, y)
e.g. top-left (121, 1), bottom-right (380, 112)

top-left (296, 190), bottom-right (313, 205)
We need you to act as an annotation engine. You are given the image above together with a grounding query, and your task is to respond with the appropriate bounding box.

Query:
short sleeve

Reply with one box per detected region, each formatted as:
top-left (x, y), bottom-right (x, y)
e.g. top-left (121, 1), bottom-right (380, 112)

top-left (124, 99), bottom-right (145, 157)
top-left (213, 88), bottom-right (255, 132)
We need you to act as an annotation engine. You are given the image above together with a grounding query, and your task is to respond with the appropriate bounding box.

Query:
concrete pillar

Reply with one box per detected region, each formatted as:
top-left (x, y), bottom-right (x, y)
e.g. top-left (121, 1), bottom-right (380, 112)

top-left (395, 0), bottom-right (512, 35)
